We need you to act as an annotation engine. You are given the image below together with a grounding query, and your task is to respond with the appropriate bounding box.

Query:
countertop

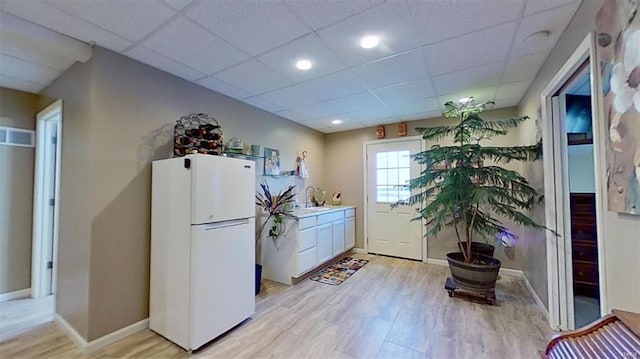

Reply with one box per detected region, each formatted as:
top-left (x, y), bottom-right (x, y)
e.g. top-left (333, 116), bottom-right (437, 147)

top-left (292, 205), bottom-right (355, 218)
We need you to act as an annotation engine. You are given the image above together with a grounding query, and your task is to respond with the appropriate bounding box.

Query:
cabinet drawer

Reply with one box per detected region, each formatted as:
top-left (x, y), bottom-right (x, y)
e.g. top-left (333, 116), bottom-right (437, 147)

top-left (573, 262), bottom-right (598, 285)
top-left (298, 216), bottom-right (316, 230)
top-left (297, 227), bottom-right (316, 252)
top-left (295, 247), bottom-right (317, 276)
top-left (345, 208), bottom-right (355, 218)
top-left (317, 211), bottom-right (344, 225)
top-left (572, 242), bottom-right (598, 263)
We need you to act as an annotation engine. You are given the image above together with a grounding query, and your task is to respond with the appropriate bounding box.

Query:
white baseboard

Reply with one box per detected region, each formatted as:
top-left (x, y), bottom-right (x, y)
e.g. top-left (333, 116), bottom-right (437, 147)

top-left (85, 318), bottom-right (149, 354)
top-left (523, 273), bottom-right (550, 321)
top-left (55, 314), bottom-right (148, 354)
top-left (0, 288), bottom-right (31, 302)
top-left (351, 248), bottom-right (367, 254)
top-left (425, 258), bottom-right (524, 277)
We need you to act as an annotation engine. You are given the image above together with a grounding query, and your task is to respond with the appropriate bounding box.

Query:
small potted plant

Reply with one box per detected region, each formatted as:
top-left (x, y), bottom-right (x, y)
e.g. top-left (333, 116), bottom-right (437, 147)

top-left (255, 181), bottom-right (296, 294)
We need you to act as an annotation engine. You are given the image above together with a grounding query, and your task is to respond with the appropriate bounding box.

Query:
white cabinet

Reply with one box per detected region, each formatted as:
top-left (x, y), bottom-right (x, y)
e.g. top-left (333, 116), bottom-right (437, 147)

top-left (316, 223), bottom-right (332, 264)
top-left (345, 215), bottom-right (355, 250)
top-left (261, 206), bottom-right (355, 285)
top-left (332, 220), bottom-right (345, 256)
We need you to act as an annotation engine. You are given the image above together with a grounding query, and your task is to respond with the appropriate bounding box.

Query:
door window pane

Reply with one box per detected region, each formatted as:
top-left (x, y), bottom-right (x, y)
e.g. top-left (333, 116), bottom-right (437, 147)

top-left (398, 151), bottom-right (410, 167)
top-left (375, 150), bottom-right (413, 203)
top-left (376, 152), bottom-right (388, 168)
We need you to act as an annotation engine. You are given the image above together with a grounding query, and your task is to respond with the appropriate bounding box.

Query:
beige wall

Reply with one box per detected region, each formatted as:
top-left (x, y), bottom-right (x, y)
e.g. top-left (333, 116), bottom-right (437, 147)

top-left (519, 0), bottom-right (640, 314)
top-left (0, 88), bottom-right (37, 295)
top-left (324, 107), bottom-right (534, 270)
top-left (41, 47), bottom-right (325, 340)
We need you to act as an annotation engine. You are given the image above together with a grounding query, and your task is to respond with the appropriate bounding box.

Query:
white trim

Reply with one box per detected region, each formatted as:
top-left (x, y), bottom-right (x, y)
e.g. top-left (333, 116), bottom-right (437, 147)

top-left (85, 319), bottom-right (149, 354)
top-left (0, 288), bottom-right (31, 302)
top-left (362, 135), bottom-right (423, 146)
top-left (55, 314), bottom-right (149, 354)
top-left (54, 314), bottom-right (87, 350)
top-left (540, 32), bottom-right (607, 330)
top-left (523, 273), bottom-right (550, 322)
top-left (351, 248), bottom-right (368, 254)
top-left (425, 258), bottom-right (523, 277)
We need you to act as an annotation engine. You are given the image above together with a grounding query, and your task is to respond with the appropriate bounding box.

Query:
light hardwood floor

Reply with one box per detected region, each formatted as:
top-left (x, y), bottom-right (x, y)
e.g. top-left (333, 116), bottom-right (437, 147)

top-left (0, 294), bottom-right (54, 343)
top-left (0, 254), bottom-right (553, 358)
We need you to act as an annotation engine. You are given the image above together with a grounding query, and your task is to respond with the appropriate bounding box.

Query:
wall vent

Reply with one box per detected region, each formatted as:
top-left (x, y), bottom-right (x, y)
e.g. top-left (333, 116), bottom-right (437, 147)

top-left (0, 126), bottom-right (35, 148)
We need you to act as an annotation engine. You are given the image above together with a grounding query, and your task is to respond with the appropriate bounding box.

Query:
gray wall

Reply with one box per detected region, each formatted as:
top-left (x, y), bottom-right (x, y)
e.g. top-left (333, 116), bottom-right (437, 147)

top-left (0, 87), bottom-right (37, 295)
top-left (519, 0), bottom-right (640, 313)
top-left (41, 47), bottom-right (325, 341)
top-left (324, 107), bottom-right (530, 270)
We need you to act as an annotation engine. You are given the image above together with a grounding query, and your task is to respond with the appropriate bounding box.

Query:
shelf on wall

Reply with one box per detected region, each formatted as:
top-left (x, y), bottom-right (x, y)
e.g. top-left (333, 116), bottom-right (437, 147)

top-left (223, 152), bottom-right (264, 161)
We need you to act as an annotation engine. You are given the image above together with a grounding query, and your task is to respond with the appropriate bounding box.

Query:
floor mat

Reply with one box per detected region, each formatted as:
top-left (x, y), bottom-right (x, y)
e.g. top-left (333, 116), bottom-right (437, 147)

top-left (309, 257), bottom-right (369, 285)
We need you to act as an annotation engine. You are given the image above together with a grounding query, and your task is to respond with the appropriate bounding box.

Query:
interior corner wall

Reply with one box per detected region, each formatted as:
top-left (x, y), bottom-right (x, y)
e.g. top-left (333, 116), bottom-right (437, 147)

top-left (519, 0), bottom-right (640, 314)
top-left (323, 107), bottom-right (529, 270)
top-left (39, 58), bottom-right (96, 340)
top-left (45, 46), bottom-right (325, 341)
top-left (0, 87), bottom-right (37, 295)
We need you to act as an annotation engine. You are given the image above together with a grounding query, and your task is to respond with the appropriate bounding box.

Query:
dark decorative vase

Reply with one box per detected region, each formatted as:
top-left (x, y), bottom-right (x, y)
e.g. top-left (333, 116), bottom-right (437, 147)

top-left (458, 242), bottom-right (495, 257)
top-left (446, 252), bottom-right (501, 292)
top-left (255, 264), bottom-right (262, 295)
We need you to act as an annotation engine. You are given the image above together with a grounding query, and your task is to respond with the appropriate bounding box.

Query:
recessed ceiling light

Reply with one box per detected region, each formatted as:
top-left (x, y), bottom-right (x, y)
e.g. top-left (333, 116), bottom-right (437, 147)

top-left (332, 119), bottom-right (342, 125)
top-left (524, 30), bottom-right (551, 44)
top-left (296, 59), bottom-right (312, 70)
top-left (459, 96), bottom-right (474, 104)
top-left (360, 35), bottom-right (380, 49)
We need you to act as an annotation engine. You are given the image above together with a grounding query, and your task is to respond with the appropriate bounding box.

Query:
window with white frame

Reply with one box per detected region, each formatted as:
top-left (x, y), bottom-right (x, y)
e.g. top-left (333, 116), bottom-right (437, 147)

top-left (375, 150), bottom-right (411, 203)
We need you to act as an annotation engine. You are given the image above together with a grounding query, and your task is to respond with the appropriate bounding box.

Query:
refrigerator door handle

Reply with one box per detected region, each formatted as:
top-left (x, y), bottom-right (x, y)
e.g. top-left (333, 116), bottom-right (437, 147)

top-left (203, 218), bottom-right (250, 230)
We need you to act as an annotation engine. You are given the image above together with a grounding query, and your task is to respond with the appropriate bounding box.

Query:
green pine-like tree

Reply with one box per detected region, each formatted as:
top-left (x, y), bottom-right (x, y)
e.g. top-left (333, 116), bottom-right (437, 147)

top-left (401, 100), bottom-right (546, 264)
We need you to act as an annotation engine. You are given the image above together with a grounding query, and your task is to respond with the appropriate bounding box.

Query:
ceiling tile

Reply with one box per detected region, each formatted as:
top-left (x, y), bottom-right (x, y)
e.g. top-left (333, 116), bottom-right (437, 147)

top-left (289, 101), bottom-right (345, 121)
top-left (185, 1), bottom-right (310, 56)
top-left (0, 30), bottom-right (77, 71)
top-left (214, 59), bottom-right (292, 95)
top-left (276, 109), bottom-right (308, 122)
top-left (317, 1), bottom-right (420, 67)
top-left (47, 0), bottom-right (175, 42)
top-left (285, 0), bottom-right (383, 30)
top-left (397, 110), bottom-right (442, 122)
top-left (143, 17), bottom-right (249, 75)
top-left (373, 78), bottom-right (435, 105)
top-left (196, 75), bottom-right (252, 100)
top-left (502, 52), bottom-right (549, 83)
top-left (524, 0), bottom-right (579, 15)
top-left (3, 0), bottom-right (132, 51)
top-left (438, 86), bottom-right (498, 109)
top-left (243, 96), bottom-right (285, 113)
top-left (432, 62), bottom-right (504, 96)
top-left (352, 50), bottom-right (428, 90)
top-left (345, 105), bottom-right (392, 122)
top-left (408, 0), bottom-right (524, 45)
top-left (493, 97), bottom-right (521, 108)
top-left (257, 34), bottom-right (346, 83)
top-left (328, 91), bottom-right (385, 113)
top-left (0, 73), bottom-right (45, 93)
top-left (126, 46), bottom-right (205, 81)
top-left (511, 3), bottom-right (579, 58)
top-left (296, 69), bottom-right (367, 101)
top-left (163, 0), bottom-right (192, 11)
top-left (260, 85), bottom-right (323, 110)
top-left (0, 53), bottom-right (60, 85)
top-left (496, 81), bottom-right (531, 101)
top-left (423, 22), bottom-right (517, 76)
top-left (388, 97), bottom-right (440, 116)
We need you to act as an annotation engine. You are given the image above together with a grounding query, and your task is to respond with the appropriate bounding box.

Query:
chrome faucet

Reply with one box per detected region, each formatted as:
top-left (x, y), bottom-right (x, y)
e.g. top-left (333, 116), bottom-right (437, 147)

top-left (305, 185), bottom-right (317, 208)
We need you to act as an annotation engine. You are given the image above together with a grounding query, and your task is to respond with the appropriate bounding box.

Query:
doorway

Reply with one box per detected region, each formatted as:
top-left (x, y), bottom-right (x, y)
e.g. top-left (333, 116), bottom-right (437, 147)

top-left (364, 137), bottom-right (424, 260)
top-left (541, 34), bottom-right (607, 331)
top-left (31, 100), bottom-right (62, 299)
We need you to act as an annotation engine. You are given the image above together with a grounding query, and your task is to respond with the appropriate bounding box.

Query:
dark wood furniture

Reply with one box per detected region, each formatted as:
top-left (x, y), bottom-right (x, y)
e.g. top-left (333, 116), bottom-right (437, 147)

top-left (541, 309), bottom-right (640, 358)
top-left (569, 193), bottom-right (599, 298)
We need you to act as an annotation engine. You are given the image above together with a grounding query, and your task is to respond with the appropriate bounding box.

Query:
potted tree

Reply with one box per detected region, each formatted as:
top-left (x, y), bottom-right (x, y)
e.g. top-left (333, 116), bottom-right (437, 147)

top-left (400, 99), bottom-right (546, 303)
top-left (255, 181), bottom-right (296, 294)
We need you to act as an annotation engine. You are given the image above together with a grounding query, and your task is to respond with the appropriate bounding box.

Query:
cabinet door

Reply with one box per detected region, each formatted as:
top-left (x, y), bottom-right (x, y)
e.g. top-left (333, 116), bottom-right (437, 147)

top-left (332, 220), bottom-right (345, 256)
top-left (297, 227), bottom-right (316, 252)
top-left (345, 216), bottom-right (355, 250)
top-left (316, 223), bottom-right (332, 264)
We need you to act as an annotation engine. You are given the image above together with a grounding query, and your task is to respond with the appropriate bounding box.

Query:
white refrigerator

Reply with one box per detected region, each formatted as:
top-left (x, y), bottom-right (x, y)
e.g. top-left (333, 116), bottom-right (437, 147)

top-left (150, 154), bottom-right (255, 352)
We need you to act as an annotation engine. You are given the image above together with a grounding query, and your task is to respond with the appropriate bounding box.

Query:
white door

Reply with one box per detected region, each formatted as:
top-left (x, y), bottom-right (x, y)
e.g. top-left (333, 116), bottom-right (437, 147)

top-left (366, 139), bottom-right (423, 260)
top-left (190, 218), bottom-right (255, 350)
top-left (191, 155), bottom-right (255, 224)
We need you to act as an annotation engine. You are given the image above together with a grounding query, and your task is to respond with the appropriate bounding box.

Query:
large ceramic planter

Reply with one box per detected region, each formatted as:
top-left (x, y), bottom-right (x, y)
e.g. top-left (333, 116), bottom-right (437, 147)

top-left (457, 242), bottom-right (496, 258)
top-left (446, 252), bottom-right (501, 292)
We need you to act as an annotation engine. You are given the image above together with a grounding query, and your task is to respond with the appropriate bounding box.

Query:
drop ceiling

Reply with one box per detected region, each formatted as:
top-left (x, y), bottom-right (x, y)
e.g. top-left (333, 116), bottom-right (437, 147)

top-left (0, 0), bottom-right (581, 133)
